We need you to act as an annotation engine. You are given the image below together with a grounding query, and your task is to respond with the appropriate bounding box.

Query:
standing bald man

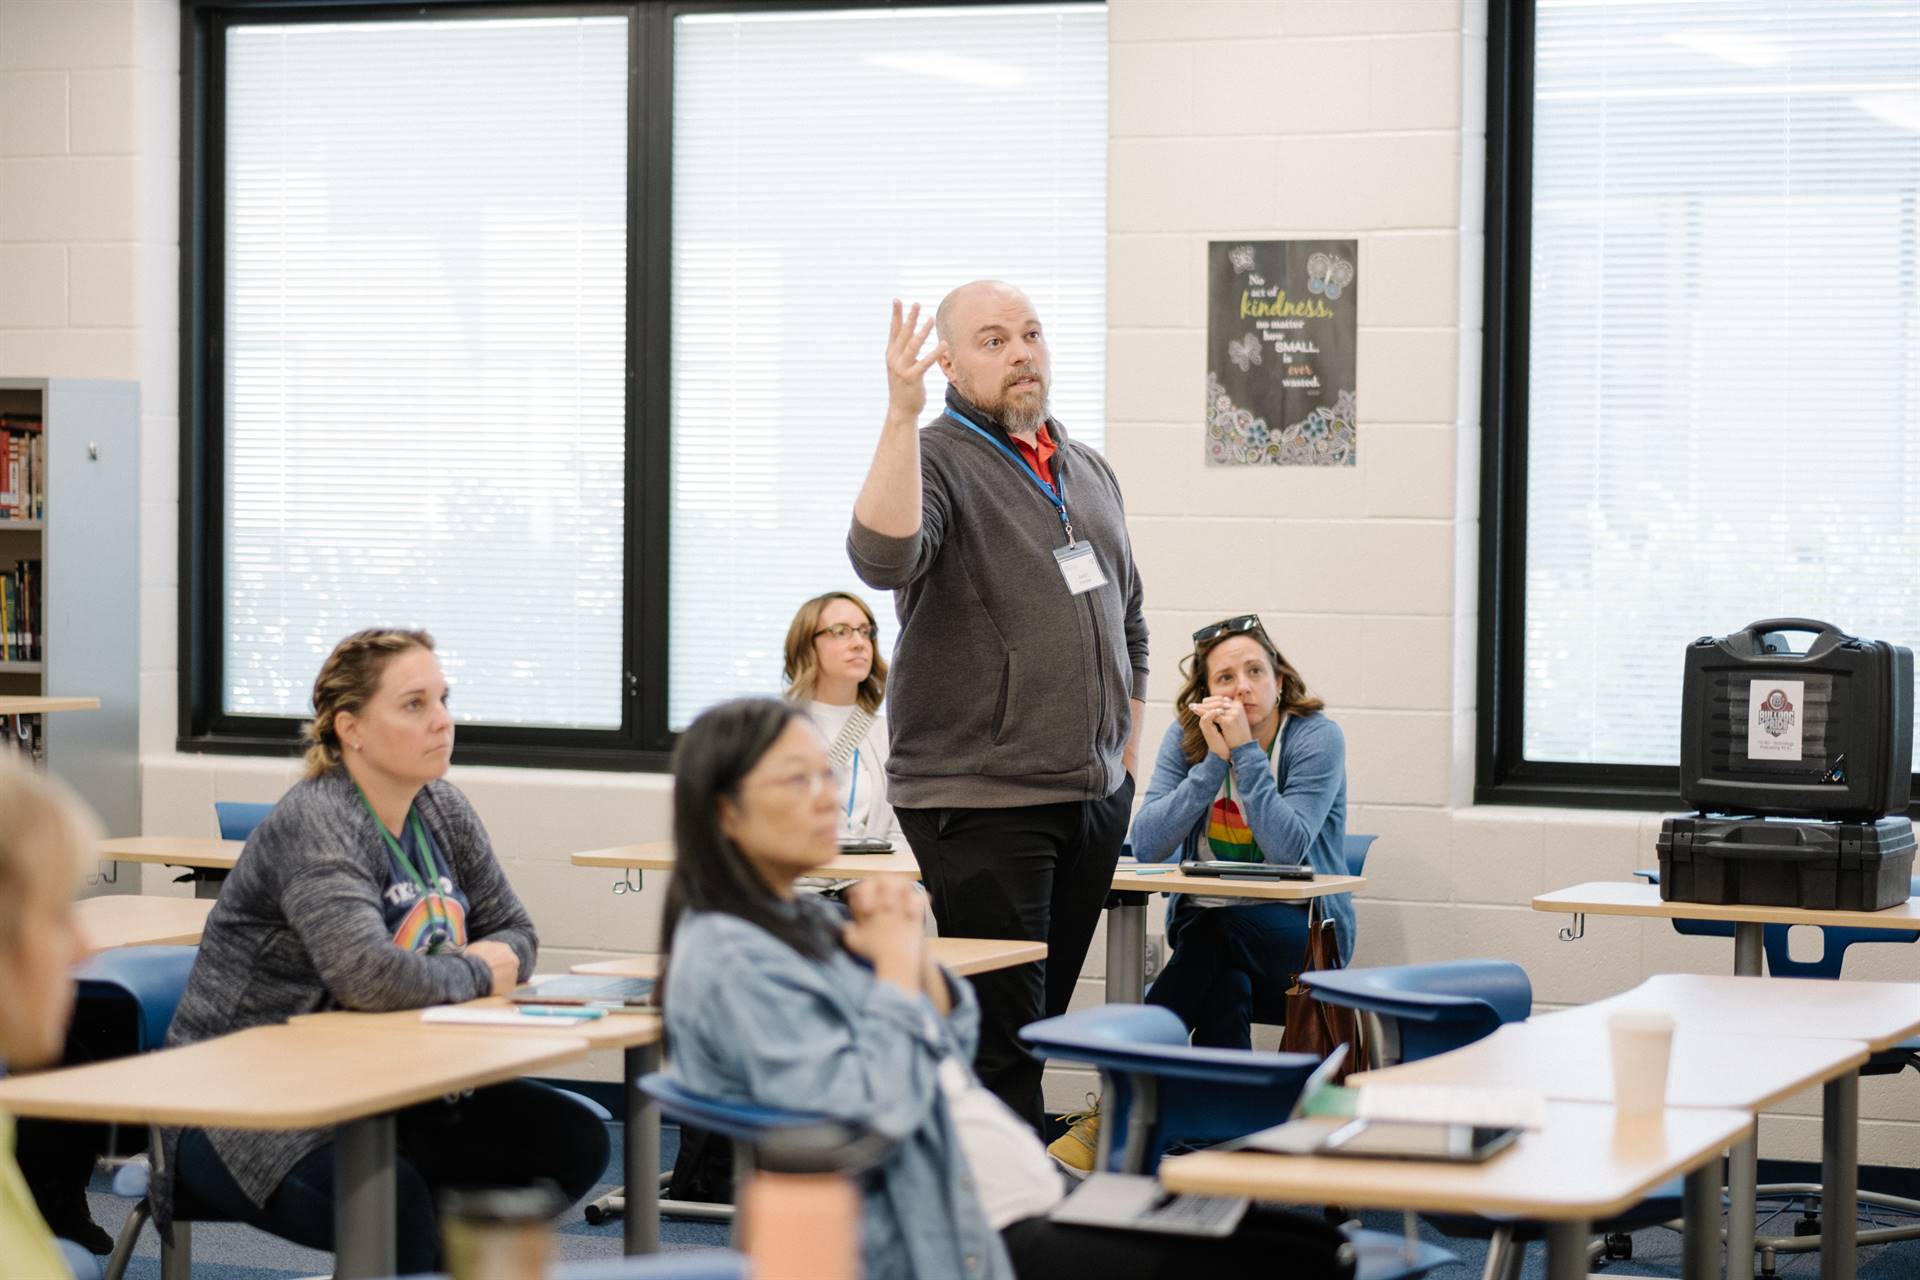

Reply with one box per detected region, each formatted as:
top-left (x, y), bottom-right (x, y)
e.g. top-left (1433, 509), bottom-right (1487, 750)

top-left (848, 281), bottom-right (1148, 1133)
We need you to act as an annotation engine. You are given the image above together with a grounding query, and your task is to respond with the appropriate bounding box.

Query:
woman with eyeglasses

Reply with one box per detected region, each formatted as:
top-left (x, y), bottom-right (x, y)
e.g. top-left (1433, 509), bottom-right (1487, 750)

top-left (661, 697), bottom-right (1354, 1280)
top-left (1138, 614), bottom-right (1352, 1039)
top-left (782, 591), bottom-right (903, 847)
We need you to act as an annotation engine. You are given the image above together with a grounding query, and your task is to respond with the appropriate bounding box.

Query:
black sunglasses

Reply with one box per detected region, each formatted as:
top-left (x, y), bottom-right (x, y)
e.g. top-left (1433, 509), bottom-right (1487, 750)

top-left (1192, 614), bottom-right (1266, 645)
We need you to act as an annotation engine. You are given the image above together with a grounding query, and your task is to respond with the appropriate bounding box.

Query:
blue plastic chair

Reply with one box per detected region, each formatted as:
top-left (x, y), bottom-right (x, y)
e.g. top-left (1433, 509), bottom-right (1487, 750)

top-left (1343, 833), bottom-right (1377, 877)
top-left (636, 1074), bottom-right (836, 1237)
top-left (213, 800), bottom-right (273, 840)
top-left (1019, 1004), bottom-right (1457, 1280)
top-left (1304, 961), bottom-right (1681, 1279)
top-left (1300, 959), bottom-right (1532, 1065)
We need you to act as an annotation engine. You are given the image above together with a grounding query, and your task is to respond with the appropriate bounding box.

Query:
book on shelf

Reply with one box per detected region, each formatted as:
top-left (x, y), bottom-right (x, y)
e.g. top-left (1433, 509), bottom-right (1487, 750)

top-left (0, 416), bottom-right (45, 521)
top-left (0, 559), bottom-right (40, 662)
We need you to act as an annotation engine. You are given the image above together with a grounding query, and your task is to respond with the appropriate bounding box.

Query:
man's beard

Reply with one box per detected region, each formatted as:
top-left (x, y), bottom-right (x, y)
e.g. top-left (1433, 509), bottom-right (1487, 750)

top-left (989, 371), bottom-right (1049, 433)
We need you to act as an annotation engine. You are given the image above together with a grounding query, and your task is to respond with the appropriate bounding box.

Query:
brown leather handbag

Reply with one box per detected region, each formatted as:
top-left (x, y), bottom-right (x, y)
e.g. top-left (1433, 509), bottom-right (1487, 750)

top-left (1279, 898), bottom-right (1366, 1083)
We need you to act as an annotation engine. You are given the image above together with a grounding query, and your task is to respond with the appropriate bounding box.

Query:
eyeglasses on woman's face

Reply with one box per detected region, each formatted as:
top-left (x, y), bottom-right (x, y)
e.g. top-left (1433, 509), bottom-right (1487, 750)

top-left (1192, 614), bottom-right (1265, 645)
top-left (750, 763), bottom-right (848, 800)
top-left (814, 623), bottom-right (878, 643)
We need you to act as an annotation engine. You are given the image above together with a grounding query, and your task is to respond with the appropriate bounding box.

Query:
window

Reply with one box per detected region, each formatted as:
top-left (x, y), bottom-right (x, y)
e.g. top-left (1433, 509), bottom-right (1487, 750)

top-left (181, 0), bottom-right (1108, 766)
top-left (1480, 0), bottom-right (1920, 803)
top-left (667, 3), bottom-right (1107, 727)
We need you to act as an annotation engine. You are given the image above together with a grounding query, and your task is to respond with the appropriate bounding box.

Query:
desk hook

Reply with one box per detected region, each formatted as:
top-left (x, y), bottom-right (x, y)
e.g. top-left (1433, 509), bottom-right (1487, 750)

top-left (611, 868), bottom-right (643, 895)
top-left (1557, 912), bottom-right (1586, 943)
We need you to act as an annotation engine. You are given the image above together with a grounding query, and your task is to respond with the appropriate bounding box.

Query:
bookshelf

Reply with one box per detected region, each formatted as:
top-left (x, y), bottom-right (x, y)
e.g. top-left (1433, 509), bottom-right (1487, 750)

top-left (0, 378), bottom-right (139, 836)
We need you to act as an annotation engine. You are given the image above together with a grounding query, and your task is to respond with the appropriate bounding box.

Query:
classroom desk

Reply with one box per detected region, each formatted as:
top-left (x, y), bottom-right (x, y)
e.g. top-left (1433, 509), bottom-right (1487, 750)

top-left (0, 695), bottom-right (100, 714)
top-left (572, 840), bottom-right (922, 883)
top-left (74, 894), bottom-right (214, 951)
top-left (294, 999), bottom-right (666, 1256)
top-left (571, 935), bottom-right (1049, 980)
top-left (1160, 1100), bottom-right (1750, 1280)
top-left (0, 1023), bottom-right (587, 1279)
top-left (1351, 1019), bottom-right (1872, 1277)
top-left (1532, 879), bottom-right (1920, 977)
top-left (98, 836), bottom-right (243, 899)
top-left (1103, 862), bottom-right (1366, 1003)
top-left (1540, 974), bottom-right (1920, 1280)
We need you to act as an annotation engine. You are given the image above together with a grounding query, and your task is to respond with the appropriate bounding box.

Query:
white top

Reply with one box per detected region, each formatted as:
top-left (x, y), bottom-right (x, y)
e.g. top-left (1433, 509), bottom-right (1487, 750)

top-left (939, 1057), bottom-right (1066, 1229)
top-left (805, 700), bottom-right (904, 845)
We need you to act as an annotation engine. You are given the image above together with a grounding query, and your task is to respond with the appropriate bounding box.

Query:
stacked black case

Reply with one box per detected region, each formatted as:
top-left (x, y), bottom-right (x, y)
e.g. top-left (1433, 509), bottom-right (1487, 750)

top-left (1660, 619), bottom-right (1915, 911)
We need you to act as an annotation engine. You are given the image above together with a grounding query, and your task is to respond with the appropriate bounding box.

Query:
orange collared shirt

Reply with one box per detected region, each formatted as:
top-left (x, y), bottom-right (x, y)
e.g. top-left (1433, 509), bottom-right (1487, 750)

top-left (1011, 424), bottom-right (1058, 487)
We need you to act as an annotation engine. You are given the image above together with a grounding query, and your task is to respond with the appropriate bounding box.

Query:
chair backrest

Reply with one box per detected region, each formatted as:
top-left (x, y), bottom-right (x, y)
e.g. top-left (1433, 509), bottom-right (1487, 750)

top-left (1020, 1005), bottom-right (1325, 1173)
top-left (1343, 833), bottom-right (1377, 877)
top-left (637, 1073), bottom-right (827, 1145)
top-left (71, 945), bottom-right (199, 1052)
top-left (214, 801), bottom-right (274, 841)
top-left (1303, 960), bottom-right (1531, 1063)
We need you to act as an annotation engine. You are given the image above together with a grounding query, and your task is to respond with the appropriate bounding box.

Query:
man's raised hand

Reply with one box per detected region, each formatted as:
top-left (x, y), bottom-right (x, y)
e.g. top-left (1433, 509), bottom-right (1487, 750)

top-left (887, 300), bottom-right (942, 423)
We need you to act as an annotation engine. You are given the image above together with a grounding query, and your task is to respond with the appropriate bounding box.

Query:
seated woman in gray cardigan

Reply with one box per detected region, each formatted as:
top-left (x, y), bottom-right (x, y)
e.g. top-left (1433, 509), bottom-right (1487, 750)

top-left (162, 628), bottom-right (608, 1272)
top-left (661, 697), bottom-right (1353, 1280)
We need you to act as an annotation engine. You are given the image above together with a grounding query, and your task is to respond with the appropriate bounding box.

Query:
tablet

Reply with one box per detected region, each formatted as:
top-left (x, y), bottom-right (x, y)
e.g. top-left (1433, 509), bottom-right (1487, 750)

top-left (1318, 1119), bottom-right (1519, 1163)
top-left (838, 837), bottom-right (895, 855)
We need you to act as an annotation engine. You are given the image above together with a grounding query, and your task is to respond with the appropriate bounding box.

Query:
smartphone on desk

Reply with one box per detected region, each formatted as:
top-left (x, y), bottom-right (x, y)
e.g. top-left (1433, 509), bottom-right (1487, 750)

top-left (837, 837), bottom-right (894, 855)
top-left (1178, 859), bottom-right (1314, 880)
top-left (1318, 1118), bottom-right (1519, 1163)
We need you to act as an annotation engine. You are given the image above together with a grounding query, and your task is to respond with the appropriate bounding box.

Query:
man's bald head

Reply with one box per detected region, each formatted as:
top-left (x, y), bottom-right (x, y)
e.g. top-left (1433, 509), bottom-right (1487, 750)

top-left (933, 281), bottom-right (1052, 434)
top-left (935, 280), bottom-right (1030, 349)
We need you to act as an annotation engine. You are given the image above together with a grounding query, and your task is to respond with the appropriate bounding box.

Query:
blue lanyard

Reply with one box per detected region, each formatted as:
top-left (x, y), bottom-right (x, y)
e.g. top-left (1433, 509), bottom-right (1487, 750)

top-left (945, 409), bottom-right (1074, 542)
top-left (846, 747), bottom-right (860, 819)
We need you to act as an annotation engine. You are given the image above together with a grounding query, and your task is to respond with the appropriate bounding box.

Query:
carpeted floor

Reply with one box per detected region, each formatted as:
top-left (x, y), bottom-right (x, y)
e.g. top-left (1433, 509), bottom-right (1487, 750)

top-left (79, 1122), bottom-right (1920, 1279)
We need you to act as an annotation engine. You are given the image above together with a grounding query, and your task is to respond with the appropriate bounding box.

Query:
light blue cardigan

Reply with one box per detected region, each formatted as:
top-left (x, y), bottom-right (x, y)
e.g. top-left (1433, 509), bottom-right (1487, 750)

top-left (1126, 713), bottom-right (1355, 964)
top-left (664, 902), bottom-right (1013, 1280)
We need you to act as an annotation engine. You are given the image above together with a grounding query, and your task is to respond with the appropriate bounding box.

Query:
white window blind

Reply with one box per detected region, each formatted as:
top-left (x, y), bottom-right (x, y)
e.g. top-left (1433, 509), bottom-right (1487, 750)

top-left (668, 3), bottom-right (1107, 729)
top-left (223, 17), bottom-right (628, 730)
top-left (1523, 0), bottom-right (1920, 765)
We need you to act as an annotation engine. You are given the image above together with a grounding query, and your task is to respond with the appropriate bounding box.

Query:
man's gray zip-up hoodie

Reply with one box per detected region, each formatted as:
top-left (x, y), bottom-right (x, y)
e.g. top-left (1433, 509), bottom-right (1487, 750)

top-left (848, 388), bottom-right (1148, 809)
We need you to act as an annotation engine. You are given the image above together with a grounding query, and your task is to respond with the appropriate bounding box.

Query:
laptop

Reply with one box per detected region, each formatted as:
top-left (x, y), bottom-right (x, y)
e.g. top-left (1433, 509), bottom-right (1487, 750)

top-left (507, 974), bottom-right (656, 1008)
top-left (1046, 1045), bottom-right (1352, 1237)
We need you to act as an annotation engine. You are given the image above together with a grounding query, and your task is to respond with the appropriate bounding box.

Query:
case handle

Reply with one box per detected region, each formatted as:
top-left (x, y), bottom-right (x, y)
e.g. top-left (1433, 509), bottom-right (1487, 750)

top-left (1731, 618), bottom-right (1850, 658)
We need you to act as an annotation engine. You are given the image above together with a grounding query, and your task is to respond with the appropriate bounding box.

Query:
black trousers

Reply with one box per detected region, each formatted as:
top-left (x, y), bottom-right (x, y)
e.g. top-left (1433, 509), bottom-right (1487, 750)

top-left (898, 776), bottom-right (1133, 1133)
top-left (1001, 1204), bottom-right (1355, 1279)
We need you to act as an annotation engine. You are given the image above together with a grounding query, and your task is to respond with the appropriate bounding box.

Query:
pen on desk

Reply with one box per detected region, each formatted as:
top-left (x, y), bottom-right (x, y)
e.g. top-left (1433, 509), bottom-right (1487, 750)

top-left (517, 1005), bottom-right (607, 1019)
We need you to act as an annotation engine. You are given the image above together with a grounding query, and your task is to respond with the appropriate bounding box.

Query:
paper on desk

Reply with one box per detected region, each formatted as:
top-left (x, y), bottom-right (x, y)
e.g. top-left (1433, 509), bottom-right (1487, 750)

top-left (1355, 1083), bottom-right (1545, 1130)
top-left (421, 1006), bottom-right (593, 1029)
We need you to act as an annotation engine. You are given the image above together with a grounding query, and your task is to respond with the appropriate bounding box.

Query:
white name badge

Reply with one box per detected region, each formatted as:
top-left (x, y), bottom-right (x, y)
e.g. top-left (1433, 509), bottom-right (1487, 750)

top-left (1053, 541), bottom-right (1109, 595)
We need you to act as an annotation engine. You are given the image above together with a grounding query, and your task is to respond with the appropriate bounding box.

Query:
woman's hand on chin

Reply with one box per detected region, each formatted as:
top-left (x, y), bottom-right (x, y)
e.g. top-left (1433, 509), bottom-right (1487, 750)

top-left (841, 879), bottom-right (927, 984)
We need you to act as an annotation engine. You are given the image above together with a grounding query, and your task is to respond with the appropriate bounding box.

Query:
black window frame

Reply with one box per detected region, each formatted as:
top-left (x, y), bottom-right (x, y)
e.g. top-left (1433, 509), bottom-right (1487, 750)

top-left (1474, 0), bottom-right (1920, 816)
top-left (180, 0), bottom-right (1058, 771)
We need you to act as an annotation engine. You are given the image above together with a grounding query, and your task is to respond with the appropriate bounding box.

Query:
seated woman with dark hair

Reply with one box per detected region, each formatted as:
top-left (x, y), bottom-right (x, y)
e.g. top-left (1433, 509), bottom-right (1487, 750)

top-left (156, 628), bottom-right (608, 1272)
top-left (660, 696), bottom-right (1354, 1280)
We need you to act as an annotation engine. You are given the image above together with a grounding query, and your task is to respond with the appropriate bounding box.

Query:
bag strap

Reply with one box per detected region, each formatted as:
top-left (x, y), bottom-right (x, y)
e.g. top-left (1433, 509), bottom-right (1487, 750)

top-left (825, 708), bottom-right (876, 771)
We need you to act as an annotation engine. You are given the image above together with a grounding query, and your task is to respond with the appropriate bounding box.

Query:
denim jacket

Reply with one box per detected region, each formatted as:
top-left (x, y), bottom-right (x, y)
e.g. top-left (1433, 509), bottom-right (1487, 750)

top-left (1127, 713), bottom-right (1354, 964)
top-left (664, 902), bottom-right (1013, 1280)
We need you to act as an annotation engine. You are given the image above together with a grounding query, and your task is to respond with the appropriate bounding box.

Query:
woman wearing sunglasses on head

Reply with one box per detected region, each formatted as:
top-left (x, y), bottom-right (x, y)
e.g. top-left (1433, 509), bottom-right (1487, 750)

top-left (1135, 615), bottom-right (1352, 1040)
top-left (661, 698), bottom-right (1354, 1280)
top-left (782, 591), bottom-right (904, 848)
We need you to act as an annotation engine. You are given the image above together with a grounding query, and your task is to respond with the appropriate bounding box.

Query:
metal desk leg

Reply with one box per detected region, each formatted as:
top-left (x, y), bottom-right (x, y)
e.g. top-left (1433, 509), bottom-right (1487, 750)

top-left (1104, 893), bottom-right (1146, 1004)
top-left (1543, 1219), bottom-right (1589, 1280)
top-left (1683, 1156), bottom-right (1721, 1280)
top-left (1733, 921), bottom-right (1763, 976)
top-left (1728, 1127), bottom-right (1758, 1278)
top-left (1820, 1071), bottom-right (1859, 1280)
top-left (334, 1113), bottom-right (397, 1279)
top-left (626, 1043), bottom-right (661, 1255)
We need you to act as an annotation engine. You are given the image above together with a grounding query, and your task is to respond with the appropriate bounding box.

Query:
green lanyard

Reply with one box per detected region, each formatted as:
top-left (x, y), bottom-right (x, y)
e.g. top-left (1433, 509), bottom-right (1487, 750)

top-left (354, 782), bottom-right (451, 951)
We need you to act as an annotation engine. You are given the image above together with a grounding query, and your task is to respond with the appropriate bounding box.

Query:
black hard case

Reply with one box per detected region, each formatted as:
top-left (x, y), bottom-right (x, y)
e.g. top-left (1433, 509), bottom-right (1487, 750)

top-left (1679, 619), bottom-right (1913, 821)
top-left (1657, 815), bottom-right (1915, 911)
